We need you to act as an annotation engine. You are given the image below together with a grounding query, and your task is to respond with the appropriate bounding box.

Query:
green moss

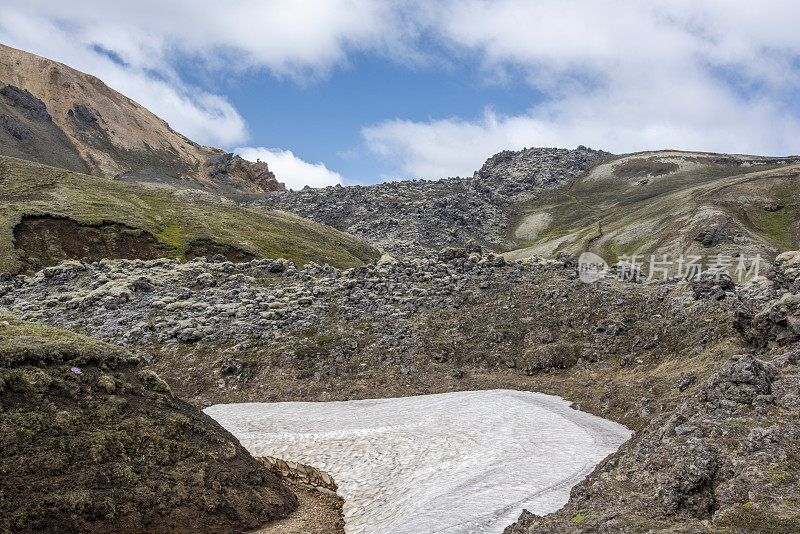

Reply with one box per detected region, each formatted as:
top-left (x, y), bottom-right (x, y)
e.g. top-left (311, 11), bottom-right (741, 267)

top-left (571, 512), bottom-right (586, 524)
top-left (0, 315), bottom-right (130, 369)
top-left (766, 454), bottom-right (800, 484)
top-left (156, 224), bottom-right (185, 259)
top-left (715, 502), bottom-right (800, 533)
top-left (740, 186), bottom-right (798, 251)
top-left (0, 155), bottom-right (378, 274)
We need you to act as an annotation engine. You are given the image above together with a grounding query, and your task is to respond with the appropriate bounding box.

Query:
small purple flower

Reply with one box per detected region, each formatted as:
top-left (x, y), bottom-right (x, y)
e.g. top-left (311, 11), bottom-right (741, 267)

top-left (0, 321), bottom-right (9, 327)
top-left (70, 367), bottom-right (82, 374)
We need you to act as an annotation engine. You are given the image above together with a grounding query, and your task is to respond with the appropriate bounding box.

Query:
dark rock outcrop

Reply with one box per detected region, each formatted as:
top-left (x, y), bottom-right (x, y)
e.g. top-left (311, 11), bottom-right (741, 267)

top-left (205, 153), bottom-right (284, 193)
top-left (504, 350), bottom-right (799, 533)
top-left (257, 146), bottom-right (611, 255)
top-left (703, 355), bottom-right (776, 404)
top-left (695, 222), bottom-right (730, 247)
top-left (0, 85), bottom-right (52, 121)
top-left (67, 102), bottom-right (99, 124)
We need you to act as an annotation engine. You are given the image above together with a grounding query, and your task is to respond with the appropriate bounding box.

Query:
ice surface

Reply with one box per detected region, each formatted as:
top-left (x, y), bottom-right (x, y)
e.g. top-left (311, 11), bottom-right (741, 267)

top-left (205, 389), bottom-right (631, 534)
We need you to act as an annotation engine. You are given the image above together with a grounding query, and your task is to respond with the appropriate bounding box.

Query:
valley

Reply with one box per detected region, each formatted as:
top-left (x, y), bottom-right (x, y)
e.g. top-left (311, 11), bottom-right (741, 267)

top-left (1, 40), bottom-right (800, 534)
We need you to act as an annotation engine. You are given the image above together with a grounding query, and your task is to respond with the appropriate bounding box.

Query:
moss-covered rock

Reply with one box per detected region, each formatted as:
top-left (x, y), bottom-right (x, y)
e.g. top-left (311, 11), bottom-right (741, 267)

top-left (0, 317), bottom-right (297, 533)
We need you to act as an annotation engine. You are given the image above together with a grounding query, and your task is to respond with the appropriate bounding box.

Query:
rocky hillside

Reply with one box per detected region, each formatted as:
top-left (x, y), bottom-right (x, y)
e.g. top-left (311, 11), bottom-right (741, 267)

top-left (507, 151), bottom-right (800, 267)
top-left (0, 44), bottom-right (283, 194)
top-left (259, 147), bottom-right (800, 266)
top-left (0, 155), bottom-right (377, 275)
top-left (0, 317), bottom-right (297, 533)
top-left (0, 248), bottom-right (736, 427)
top-left (256, 146), bottom-right (610, 256)
top-left (505, 252), bottom-right (800, 533)
top-left (3, 248), bottom-right (800, 532)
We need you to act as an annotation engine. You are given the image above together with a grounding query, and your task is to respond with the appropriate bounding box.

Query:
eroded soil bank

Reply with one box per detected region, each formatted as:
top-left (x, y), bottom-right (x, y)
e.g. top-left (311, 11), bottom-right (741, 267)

top-left (12, 215), bottom-right (257, 274)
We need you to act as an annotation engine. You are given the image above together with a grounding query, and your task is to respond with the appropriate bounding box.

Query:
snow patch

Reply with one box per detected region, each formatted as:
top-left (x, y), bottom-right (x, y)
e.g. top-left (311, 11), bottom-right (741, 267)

top-left (205, 389), bottom-right (631, 534)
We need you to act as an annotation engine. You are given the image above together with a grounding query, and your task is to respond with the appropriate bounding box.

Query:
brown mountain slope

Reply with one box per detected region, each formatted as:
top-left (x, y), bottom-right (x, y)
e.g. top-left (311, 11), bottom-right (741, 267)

top-left (0, 43), bottom-right (284, 194)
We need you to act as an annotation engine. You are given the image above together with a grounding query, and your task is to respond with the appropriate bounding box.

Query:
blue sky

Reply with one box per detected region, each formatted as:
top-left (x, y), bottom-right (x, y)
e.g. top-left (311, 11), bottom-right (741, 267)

top-left (216, 54), bottom-right (543, 184)
top-left (1, 1), bottom-right (800, 189)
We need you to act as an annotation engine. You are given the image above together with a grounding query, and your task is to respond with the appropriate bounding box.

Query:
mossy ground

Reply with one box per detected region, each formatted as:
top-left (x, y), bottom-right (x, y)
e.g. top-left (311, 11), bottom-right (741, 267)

top-left (0, 155), bottom-right (378, 274)
top-left (507, 157), bottom-right (800, 265)
top-left (0, 316), bottom-right (297, 533)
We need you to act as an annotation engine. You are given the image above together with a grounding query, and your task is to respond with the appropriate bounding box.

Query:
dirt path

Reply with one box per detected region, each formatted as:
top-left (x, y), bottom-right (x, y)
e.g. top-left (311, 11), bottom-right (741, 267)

top-left (251, 481), bottom-right (345, 534)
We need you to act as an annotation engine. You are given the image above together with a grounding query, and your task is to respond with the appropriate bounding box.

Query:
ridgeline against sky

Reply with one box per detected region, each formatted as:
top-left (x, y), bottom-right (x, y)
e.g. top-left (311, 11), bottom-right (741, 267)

top-left (2, 1), bottom-right (799, 187)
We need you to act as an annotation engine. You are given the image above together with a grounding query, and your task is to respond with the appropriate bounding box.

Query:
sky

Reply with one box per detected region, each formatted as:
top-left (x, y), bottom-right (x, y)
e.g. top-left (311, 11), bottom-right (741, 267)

top-left (1, 1), bottom-right (799, 189)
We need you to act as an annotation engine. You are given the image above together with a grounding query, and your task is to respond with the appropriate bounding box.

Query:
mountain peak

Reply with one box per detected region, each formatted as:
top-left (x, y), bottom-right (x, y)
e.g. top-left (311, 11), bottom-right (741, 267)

top-left (0, 44), bottom-right (284, 194)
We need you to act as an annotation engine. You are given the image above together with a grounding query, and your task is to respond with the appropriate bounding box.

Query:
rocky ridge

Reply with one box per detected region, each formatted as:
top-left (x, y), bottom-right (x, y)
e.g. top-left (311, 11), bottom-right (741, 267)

top-left (0, 247), bottom-right (751, 428)
top-left (256, 146), bottom-right (610, 256)
top-left (0, 249), bottom-right (526, 351)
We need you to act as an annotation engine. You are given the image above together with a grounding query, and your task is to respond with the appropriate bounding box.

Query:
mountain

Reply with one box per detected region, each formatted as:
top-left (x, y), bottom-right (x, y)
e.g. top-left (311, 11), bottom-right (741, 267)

top-left (258, 146), bottom-right (611, 256)
top-left (0, 44), bottom-right (283, 194)
top-left (506, 150), bottom-right (800, 266)
top-left (0, 154), bottom-right (378, 275)
top-left (262, 147), bottom-right (800, 267)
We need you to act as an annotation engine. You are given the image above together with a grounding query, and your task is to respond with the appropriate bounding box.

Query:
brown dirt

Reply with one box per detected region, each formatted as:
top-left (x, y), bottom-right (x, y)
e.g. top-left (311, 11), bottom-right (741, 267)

top-left (12, 214), bottom-right (170, 273)
top-left (11, 215), bottom-right (259, 273)
top-left (612, 157), bottom-right (680, 179)
top-left (250, 481), bottom-right (345, 534)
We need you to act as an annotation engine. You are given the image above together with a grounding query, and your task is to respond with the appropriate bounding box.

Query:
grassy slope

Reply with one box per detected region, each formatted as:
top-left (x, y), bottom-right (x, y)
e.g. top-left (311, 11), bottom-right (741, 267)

top-left (507, 155), bottom-right (800, 263)
top-left (0, 155), bottom-right (378, 274)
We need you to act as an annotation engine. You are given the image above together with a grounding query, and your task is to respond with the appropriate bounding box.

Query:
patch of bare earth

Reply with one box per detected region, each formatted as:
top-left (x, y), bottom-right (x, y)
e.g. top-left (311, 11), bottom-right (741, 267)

top-left (12, 214), bottom-right (170, 273)
top-left (612, 157), bottom-right (680, 179)
top-left (11, 215), bottom-right (258, 274)
top-left (251, 481), bottom-right (344, 534)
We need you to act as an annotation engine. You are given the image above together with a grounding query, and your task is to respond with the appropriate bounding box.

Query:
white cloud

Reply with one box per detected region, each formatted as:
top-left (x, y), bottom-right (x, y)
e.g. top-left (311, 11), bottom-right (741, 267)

top-left (2, 1), bottom-right (800, 177)
top-left (3, 1), bottom-right (421, 79)
top-left (237, 147), bottom-right (343, 190)
top-left (0, 1), bottom-right (424, 149)
top-left (363, 0), bottom-right (800, 178)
